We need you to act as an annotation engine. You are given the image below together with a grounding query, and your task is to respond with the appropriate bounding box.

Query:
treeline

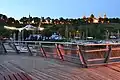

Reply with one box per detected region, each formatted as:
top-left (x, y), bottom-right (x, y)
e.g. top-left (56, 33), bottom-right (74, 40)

top-left (0, 13), bottom-right (120, 39)
top-left (0, 14), bottom-right (120, 26)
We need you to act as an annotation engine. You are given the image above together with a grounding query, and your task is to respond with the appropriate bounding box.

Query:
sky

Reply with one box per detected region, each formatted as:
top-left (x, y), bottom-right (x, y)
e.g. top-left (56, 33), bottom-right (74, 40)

top-left (0, 0), bottom-right (120, 19)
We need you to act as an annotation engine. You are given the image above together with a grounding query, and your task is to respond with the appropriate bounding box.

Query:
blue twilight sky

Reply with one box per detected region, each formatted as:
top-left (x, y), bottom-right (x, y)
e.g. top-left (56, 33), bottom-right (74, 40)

top-left (0, 0), bottom-right (119, 19)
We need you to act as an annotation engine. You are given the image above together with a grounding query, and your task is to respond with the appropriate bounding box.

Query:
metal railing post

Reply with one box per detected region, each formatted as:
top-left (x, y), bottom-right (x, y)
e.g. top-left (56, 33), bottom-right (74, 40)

top-left (1, 42), bottom-right (7, 54)
top-left (104, 45), bottom-right (112, 63)
top-left (26, 43), bottom-right (33, 56)
top-left (77, 45), bottom-right (87, 68)
top-left (55, 44), bottom-right (64, 60)
top-left (40, 43), bottom-right (47, 58)
top-left (12, 42), bottom-right (20, 54)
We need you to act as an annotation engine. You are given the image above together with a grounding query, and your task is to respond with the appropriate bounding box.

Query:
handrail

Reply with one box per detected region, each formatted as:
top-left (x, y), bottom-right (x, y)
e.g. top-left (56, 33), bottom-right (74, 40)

top-left (6, 41), bottom-right (120, 46)
top-left (2, 41), bottom-right (120, 68)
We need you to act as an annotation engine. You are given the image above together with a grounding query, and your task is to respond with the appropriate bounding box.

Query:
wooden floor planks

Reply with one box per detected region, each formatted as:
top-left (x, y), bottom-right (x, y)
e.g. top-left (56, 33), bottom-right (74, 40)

top-left (1, 55), bottom-right (120, 80)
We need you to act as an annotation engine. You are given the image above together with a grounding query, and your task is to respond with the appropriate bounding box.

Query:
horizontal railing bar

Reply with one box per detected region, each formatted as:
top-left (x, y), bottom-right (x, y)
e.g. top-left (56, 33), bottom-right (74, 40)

top-left (56, 47), bottom-right (78, 50)
top-left (85, 49), bottom-right (108, 53)
top-left (87, 61), bottom-right (120, 67)
top-left (6, 41), bottom-right (78, 45)
top-left (110, 56), bottom-right (120, 59)
top-left (64, 55), bottom-right (79, 59)
top-left (45, 52), bottom-right (58, 55)
top-left (85, 47), bottom-right (120, 53)
top-left (112, 48), bottom-right (120, 51)
top-left (3, 41), bottom-right (120, 46)
top-left (42, 45), bottom-right (55, 48)
top-left (87, 58), bottom-right (104, 61)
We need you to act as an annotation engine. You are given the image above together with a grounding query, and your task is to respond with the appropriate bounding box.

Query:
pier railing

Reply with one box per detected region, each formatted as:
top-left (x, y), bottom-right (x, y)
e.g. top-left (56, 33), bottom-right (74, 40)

top-left (1, 41), bottom-right (120, 67)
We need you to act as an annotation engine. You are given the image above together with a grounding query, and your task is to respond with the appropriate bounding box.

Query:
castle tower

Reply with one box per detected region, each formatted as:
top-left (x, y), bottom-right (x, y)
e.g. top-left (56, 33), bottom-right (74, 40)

top-left (104, 14), bottom-right (107, 18)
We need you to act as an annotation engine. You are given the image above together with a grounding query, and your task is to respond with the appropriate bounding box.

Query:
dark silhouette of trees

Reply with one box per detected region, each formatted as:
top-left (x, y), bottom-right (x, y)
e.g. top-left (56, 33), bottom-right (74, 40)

top-left (33, 17), bottom-right (40, 24)
top-left (1, 13), bottom-right (120, 39)
top-left (19, 17), bottom-right (28, 24)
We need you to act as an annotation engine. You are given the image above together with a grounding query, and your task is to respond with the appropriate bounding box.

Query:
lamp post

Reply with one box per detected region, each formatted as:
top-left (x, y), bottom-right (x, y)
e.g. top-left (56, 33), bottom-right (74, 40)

top-left (106, 29), bottom-right (109, 40)
top-left (85, 20), bottom-right (87, 40)
top-left (65, 24), bottom-right (69, 42)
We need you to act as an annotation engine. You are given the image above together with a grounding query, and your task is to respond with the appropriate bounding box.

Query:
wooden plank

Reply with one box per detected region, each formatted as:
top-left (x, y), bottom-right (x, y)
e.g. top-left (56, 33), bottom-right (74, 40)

top-left (33, 69), bottom-right (58, 80)
top-left (107, 64), bottom-right (120, 72)
top-left (36, 68), bottom-right (74, 80)
top-left (85, 49), bottom-right (107, 53)
top-left (0, 64), bottom-right (12, 79)
top-left (84, 44), bottom-right (110, 46)
top-left (112, 47), bottom-right (120, 51)
top-left (21, 72), bottom-right (32, 80)
top-left (93, 66), bottom-right (120, 80)
top-left (83, 68), bottom-right (108, 80)
top-left (13, 74), bottom-right (22, 80)
top-left (8, 74), bottom-right (16, 80)
top-left (4, 75), bottom-right (11, 80)
top-left (17, 72), bottom-right (28, 80)
top-left (0, 73), bottom-right (4, 80)
top-left (30, 71), bottom-right (50, 80)
top-left (87, 58), bottom-right (104, 61)
top-left (87, 68), bottom-right (111, 80)
top-left (52, 67), bottom-right (96, 80)
top-left (84, 48), bottom-right (120, 53)
top-left (3, 62), bottom-right (20, 73)
top-left (45, 68), bottom-right (83, 80)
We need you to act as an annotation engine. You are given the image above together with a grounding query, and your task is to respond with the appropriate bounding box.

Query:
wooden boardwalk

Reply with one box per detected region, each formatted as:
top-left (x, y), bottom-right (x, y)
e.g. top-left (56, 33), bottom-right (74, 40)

top-left (1, 55), bottom-right (120, 80)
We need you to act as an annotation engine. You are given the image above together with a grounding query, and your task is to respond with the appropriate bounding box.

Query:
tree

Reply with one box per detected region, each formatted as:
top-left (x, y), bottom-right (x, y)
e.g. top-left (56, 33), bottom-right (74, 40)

top-left (98, 17), bottom-right (103, 23)
top-left (33, 17), bottom-right (40, 24)
top-left (90, 14), bottom-right (94, 18)
top-left (19, 17), bottom-right (28, 24)
top-left (7, 17), bottom-right (15, 26)
top-left (2, 15), bottom-right (7, 21)
top-left (28, 17), bottom-right (33, 23)
top-left (0, 14), bottom-right (3, 19)
top-left (0, 14), bottom-right (8, 23)
top-left (104, 17), bottom-right (109, 23)
top-left (46, 17), bottom-right (51, 23)
top-left (14, 20), bottom-right (20, 28)
top-left (88, 17), bottom-right (93, 23)
top-left (54, 19), bottom-right (59, 24)
top-left (41, 17), bottom-right (45, 22)
top-left (51, 19), bottom-right (54, 24)
top-left (59, 17), bottom-right (64, 21)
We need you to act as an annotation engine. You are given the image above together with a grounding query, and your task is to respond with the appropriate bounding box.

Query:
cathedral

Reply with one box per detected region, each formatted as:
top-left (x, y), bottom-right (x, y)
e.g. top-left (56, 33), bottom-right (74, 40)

top-left (83, 14), bottom-right (109, 23)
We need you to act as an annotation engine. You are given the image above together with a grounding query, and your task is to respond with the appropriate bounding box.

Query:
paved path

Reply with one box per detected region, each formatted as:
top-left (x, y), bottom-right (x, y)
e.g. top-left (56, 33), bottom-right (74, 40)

top-left (1, 55), bottom-right (120, 80)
